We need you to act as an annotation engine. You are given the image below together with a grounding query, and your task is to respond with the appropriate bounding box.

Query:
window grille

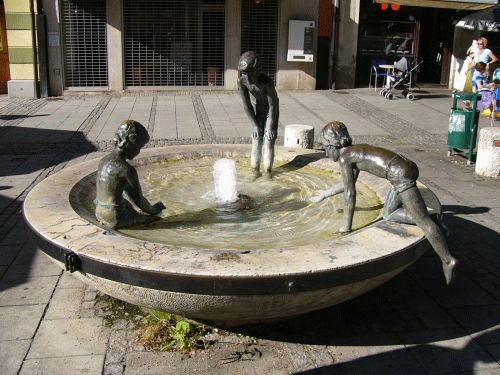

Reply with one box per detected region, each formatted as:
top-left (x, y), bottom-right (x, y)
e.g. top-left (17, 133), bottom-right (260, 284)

top-left (241, 0), bottom-right (279, 83)
top-left (62, 0), bottom-right (108, 88)
top-left (123, 0), bottom-right (225, 87)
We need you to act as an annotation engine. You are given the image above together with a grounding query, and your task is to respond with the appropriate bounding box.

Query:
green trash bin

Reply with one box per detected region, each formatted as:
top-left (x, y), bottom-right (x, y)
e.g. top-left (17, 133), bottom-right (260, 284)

top-left (448, 92), bottom-right (480, 164)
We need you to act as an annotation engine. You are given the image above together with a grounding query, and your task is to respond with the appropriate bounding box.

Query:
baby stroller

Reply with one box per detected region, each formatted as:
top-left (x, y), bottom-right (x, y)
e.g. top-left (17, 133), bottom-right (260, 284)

top-left (380, 57), bottom-right (423, 100)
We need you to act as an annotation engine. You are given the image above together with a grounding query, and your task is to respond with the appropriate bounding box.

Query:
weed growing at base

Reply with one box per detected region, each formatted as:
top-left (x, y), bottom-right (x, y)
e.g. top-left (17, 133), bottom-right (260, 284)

top-left (136, 310), bottom-right (214, 353)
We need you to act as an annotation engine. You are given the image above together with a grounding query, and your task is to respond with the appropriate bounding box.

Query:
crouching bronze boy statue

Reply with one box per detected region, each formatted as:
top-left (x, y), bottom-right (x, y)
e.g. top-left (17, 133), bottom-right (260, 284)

top-left (95, 120), bottom-right (165, 228)
top-left (311, 121), bottom-right (457, 284)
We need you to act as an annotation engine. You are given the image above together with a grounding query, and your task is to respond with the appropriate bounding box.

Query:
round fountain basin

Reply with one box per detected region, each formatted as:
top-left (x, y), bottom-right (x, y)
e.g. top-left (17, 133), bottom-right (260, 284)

top-left (23, 145), bottom-right (437, 325)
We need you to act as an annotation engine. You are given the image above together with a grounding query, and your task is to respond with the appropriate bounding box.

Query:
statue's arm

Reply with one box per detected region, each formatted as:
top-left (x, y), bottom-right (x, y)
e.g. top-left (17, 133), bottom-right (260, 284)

top-left (124, 166), bottom-right (164, 215)
top-left (339, 164), bottom-right (359, 233)
top-left (309, 183), bottom-right (344, 203)
top-left (238, 80), bottom-right (258, 125)
top-left (265, 86), bottom-right (279, 140)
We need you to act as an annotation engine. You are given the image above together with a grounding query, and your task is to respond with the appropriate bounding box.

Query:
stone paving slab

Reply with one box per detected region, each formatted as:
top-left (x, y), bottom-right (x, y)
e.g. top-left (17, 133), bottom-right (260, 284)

top-left (324, 334), bottom-right (426, 375)
top-left (283, 91), bottom-right (387, 137)
top-left (26, 318), bottom-right (109, 359)
top-left (19, 355), bottom-right (106, 375)
top-left (1, 87), bottom-right (500, 374)
top-left (45, 286), bottom-right (86, 320)
top-left (0, 304), bottom-right (46, 340)
top-left (0, 339), bottom-right (31, 375)
top-left (0, 275), bottom-right (59, 306)
top-left (401, 328), bottom-right (499, 374)
top-left (124, 340), bottom-right (293, 375)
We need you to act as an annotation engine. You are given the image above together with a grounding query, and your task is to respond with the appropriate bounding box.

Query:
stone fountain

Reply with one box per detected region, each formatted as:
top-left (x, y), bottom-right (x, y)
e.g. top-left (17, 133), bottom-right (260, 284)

top-left (23, 144), bottom-right (438, 325)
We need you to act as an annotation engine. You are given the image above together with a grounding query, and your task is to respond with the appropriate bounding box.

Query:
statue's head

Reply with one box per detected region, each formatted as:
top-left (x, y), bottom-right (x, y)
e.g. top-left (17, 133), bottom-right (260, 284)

top-left (238, 51), bottom-right (259, 73)
top-left (114, 120), bottom-right (150, 159)
top-left (320, 122), bottom-right (352, 158)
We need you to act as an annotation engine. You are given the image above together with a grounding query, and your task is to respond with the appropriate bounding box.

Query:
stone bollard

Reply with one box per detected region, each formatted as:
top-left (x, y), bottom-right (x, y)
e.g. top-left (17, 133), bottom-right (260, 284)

top-left (475, 127), bottom-right (500, 177)
top-left (284, 124), bottom-right (314, 149)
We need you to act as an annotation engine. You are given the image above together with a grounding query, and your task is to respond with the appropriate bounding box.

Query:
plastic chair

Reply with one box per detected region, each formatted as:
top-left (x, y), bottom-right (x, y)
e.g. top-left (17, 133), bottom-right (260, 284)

top-left (369, 58), bottom-right (387, 91)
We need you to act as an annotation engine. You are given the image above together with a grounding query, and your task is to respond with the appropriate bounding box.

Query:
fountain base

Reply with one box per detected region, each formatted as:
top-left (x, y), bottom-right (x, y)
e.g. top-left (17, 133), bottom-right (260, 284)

top-left (24, 145), bottom-right (437, 325)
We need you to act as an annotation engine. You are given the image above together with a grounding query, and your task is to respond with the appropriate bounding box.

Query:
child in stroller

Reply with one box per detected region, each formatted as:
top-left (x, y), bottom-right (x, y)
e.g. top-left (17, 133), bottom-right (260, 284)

top-left (380, 57), bottom-right (422, 100)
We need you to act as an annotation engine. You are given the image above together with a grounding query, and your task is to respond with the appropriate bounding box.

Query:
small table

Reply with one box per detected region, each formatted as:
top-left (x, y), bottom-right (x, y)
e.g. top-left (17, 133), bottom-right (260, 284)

top-left (378, 64), bottom-right (394, 88)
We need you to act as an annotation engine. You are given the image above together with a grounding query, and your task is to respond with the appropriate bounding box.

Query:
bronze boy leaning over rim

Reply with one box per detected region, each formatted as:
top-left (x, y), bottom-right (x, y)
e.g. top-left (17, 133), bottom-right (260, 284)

top-left (310, 121), bottom-right (458, 285)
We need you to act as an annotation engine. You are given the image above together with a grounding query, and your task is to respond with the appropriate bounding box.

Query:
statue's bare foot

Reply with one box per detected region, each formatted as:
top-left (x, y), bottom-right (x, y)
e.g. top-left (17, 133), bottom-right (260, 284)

top-left (251, 168), bottom-right (261, 181)
top-left (339, 224), bottom-right (352, 234)
top-left (309, 194), bottom-right (323, 203)
top-left (443, 257), bottom-right (458, 285)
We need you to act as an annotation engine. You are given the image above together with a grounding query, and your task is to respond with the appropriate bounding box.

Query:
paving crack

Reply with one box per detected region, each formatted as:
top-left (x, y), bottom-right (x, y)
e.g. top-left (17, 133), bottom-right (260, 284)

top-left (73, 96), bottom-right (112, 137)
top-left (147, 96), bottom-right (158, 134)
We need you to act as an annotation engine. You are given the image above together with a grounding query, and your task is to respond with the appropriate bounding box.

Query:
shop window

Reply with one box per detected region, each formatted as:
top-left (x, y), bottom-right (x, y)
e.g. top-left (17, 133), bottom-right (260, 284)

top-left (123, 0), bottom-right (225, 87)
top-left (241, 0), bottom-right (279, 83)
top-left (62, 0), bottom-right (108, 88)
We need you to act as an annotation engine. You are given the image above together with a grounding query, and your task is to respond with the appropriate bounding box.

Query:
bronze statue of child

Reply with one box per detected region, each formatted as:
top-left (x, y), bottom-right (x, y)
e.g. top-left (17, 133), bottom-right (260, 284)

top-left (238, 51), bottom-right (279, 176)
top-left (311, 121), bottom-right (457, 284)
top-left (95, 120), bottom-right (165, 228)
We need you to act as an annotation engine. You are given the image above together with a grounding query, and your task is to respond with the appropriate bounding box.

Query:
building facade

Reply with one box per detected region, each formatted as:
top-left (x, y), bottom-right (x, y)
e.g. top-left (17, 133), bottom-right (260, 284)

top-left (1, 0), bottom-right (497, 98)
top-left (5, 0), bottom-right (320, 97)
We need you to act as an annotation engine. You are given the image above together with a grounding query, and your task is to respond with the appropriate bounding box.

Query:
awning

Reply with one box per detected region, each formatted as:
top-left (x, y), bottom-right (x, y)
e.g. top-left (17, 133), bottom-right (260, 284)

top-left (374, 0), bottom-right (498, 10)
top-left (456, 4), bottom-right (500, 30)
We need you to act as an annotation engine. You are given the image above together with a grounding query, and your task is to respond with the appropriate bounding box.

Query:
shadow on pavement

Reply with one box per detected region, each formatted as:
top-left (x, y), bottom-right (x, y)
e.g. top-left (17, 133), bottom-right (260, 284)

top-left (233, 206), bottom-right (500, 349)
top-left (292, 327), bottom-right (500, 375)
top-left (0, 126), bottom-right (97, 176)
top-left (0, 114), bottom-right (49, 121)
top-left (414, 93), bottom-right (452, 100)
top-left (0, 126), bottom-right (97, 292)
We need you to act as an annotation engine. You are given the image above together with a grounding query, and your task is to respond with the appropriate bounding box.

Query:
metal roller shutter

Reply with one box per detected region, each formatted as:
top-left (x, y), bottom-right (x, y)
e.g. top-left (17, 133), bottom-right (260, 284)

top-left (123, 0), bottom-right (225, 87)
top-left (241, 0), bottom-right (279, 83)
top-left (62, 0), bottom-right (108, 88)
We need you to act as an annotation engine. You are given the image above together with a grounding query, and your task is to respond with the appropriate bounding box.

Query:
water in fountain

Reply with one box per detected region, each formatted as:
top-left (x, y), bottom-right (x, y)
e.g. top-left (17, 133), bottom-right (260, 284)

top-left (113, 157), bottom-right (381, 250)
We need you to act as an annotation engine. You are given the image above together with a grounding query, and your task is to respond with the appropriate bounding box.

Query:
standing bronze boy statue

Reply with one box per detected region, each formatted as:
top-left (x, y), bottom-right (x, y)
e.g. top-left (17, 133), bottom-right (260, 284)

top-left (311, 121), bottom-right (457, 284)
top-left (238, 51), bottom-right (279, 176)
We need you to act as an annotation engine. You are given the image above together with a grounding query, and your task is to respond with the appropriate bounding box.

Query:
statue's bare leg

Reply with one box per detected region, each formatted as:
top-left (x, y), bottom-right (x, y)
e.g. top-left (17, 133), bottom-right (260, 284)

top-left (262, 137), bottom-right (275, 175)
top-left (384, 186), bottom-right (449, 236)
top-left (382, 187), bottom-right (411, 223)
top-left (251, 136), bottom-right (263, 173)
top-left (395, 188), bottom-right (457, 285)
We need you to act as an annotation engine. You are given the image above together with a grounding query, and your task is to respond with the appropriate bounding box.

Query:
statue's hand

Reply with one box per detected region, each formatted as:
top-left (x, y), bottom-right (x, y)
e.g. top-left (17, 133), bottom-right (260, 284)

top-left (152, 201), bottom-right (166, 214)
top-left (251, 127), bottom-right (260, 139)
top-left (265, 128), bottom-right (277, 141)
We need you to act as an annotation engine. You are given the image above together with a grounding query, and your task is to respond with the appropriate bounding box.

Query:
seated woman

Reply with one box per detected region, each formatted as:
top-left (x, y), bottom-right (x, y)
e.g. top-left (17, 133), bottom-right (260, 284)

top-left (473, 62), bottom-right (495, 91)
top-left (473, 62), bottom-right (496, 114)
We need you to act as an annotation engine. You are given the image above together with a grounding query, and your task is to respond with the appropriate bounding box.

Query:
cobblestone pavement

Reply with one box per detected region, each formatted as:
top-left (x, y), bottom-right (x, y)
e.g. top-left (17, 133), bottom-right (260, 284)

top-left (2, 86), bottom-right (500, 374)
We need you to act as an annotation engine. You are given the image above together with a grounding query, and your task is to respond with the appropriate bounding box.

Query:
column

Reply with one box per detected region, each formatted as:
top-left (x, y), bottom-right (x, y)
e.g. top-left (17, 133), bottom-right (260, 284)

top-left (107, 0), bottom-right (123, 92)
top-left (225, 0), bottom-right (240, 90)
top-left (5, 0), bottom-right (37, 98)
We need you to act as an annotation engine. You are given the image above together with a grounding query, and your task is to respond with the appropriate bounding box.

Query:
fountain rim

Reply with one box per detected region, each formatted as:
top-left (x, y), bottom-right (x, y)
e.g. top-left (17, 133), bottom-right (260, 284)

top-left (23, 144), bottom-right (433, 296)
